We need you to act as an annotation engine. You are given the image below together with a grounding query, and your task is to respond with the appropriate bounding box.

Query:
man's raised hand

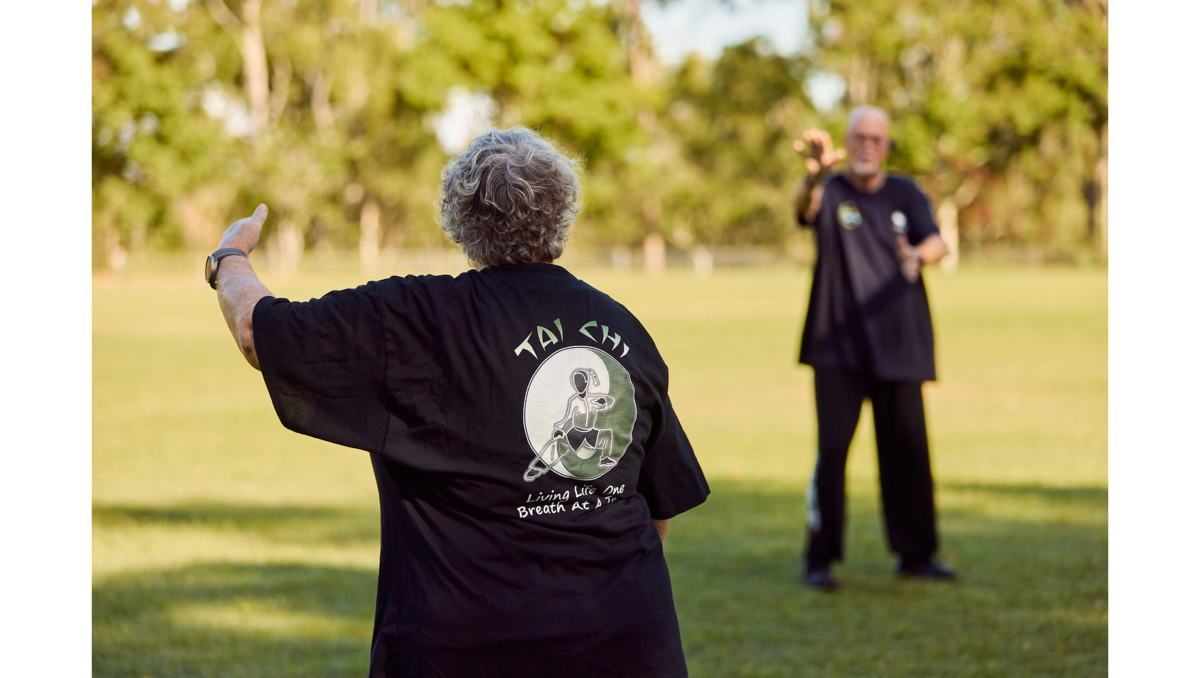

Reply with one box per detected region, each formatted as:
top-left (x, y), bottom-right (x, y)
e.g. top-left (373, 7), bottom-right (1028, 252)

top-left (793, 129), bottom-right (847, 179)
top-left (218, 204), bottom-right (269, 254)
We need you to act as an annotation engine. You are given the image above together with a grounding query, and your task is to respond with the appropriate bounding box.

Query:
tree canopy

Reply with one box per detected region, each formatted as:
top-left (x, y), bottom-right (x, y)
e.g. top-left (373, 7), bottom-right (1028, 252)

top-left (92, 0), bottom-right (1107, 269)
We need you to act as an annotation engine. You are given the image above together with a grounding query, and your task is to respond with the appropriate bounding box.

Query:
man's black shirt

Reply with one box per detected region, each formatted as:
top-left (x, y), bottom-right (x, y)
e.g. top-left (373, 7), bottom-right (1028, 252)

top-left (798, 174), bottom-right (940, 382)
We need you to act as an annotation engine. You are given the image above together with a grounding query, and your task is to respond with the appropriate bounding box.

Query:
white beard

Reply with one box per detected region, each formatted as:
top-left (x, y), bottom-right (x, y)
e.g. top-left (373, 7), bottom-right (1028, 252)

top-left (850, 158), bottom-right (880, 177)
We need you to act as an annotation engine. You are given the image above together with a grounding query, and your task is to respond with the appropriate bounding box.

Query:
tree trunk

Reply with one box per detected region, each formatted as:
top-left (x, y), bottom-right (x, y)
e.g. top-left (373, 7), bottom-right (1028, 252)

top-left (268, 219), bottom-right (304, 273)
top-left (643, 232), bottom-right (665, 276)
top-left (623, 0), bottom-right (652, 86)
top-left (940, 174), bottom-right (981, 270)
top-left (692, 245), bottom-right (713, 278)
top-left (203, 0), bottom-right (270, 134)
top-left (360, 198), bottom-right (381, 272)
top-left (309, 69), bottom-right (335, 131)
top-left (360, 0), bottom-right (378, 24)
top-left (1096, 124), bottom-right (1108, 258)
top-left (269, 56), bottom-right (292, 123)
top-left (106, 225), bottom-right (127, 273)
top-left (240, 0), bottom-right (270, 133)
top-left (848, 54), bottom-right (871, 105)
top-left (623, 0), bottom-right (661, 270)
top-left (936, 198), bottom-right (959, 271)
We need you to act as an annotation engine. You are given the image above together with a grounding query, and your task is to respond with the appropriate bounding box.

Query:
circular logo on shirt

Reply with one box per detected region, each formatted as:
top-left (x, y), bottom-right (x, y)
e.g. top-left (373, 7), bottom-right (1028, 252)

top-left (522, 346), bottom-right (636, 482)
top-left (837, 201), bottom-right (863, 230)
top-left (891, 210), bottom-right (908, 233)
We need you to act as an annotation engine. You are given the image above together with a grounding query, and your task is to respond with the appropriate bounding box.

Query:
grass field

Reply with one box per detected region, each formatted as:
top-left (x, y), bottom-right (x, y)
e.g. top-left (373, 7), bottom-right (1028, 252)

top-left (93, 261), bottom-right (1107, 677)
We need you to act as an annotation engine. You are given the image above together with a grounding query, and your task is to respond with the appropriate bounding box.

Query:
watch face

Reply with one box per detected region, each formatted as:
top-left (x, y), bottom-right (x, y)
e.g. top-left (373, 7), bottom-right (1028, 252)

top-left (205, 254), bottom-right (216, 286)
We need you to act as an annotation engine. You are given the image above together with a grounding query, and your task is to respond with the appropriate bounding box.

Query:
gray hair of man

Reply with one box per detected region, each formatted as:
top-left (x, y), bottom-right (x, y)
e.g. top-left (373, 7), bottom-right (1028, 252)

top-left (438, 126), bottom-right (583, 268)
top-left (847, 104), bottom-right (890, 134)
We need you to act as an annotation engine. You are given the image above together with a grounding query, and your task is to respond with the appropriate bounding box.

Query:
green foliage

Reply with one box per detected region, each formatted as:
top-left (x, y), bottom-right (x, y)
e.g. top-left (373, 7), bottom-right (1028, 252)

top-left (92, 0), bottom-right (237, 263)
top-left (92, 0), bottom-right (1107, 266)
top-left (413, 0), bottom-right (653, 247)
top-left (653, 42), bottom-right (817, 247)
top-left (809, 0), bottom-right (1108, 257)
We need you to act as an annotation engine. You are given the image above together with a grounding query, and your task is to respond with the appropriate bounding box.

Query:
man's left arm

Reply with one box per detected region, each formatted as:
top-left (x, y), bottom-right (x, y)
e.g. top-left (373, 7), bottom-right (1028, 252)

top-left (916, 234), bottom-right (949, 265)
top-left (898, 233), bottom-right (948, 283)
top-left (214, 204), bottom-right (274, 370)
top-left (897, 185), bottom-right (950, 281)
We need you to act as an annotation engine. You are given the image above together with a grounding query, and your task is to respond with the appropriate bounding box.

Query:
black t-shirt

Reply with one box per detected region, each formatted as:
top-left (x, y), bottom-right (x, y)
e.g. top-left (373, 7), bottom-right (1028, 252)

top-left (797, 174), bottom-right (939, 382)
top-left (252, 262), bottom-right (709, 678)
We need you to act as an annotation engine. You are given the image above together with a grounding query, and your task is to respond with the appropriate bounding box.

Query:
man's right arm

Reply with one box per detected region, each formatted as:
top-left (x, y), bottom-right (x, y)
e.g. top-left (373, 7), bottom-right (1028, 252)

top-left (793, 174), bottom-right (826, 226)
top-left (791, 128), bottom-right (845, 225)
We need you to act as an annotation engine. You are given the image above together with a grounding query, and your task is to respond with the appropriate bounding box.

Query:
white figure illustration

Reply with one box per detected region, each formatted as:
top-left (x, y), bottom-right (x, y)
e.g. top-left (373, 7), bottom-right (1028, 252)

top-left (524, 368), bottom-right (617, 482)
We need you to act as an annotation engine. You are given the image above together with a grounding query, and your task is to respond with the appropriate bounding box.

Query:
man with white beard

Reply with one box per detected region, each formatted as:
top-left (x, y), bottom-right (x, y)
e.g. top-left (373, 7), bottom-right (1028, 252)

top-left (791, 105), bottom-right (955, 591)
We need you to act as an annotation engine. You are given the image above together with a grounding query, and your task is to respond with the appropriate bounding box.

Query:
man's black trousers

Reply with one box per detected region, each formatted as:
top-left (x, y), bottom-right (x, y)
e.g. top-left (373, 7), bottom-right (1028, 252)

top-left (804, 367), bottom-right (939, 567)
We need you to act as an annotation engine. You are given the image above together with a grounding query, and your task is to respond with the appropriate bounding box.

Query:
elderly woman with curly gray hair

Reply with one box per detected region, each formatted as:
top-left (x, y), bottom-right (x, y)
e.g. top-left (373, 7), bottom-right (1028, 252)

top-left (208, 125), bottom-right (709, 678)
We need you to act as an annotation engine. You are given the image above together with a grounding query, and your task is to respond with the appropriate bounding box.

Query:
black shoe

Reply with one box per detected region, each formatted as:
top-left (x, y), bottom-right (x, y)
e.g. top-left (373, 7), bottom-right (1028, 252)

top-left (805, 566), bottom-right (839, 591)
top-left (897, 558), bottom-right (956, 580)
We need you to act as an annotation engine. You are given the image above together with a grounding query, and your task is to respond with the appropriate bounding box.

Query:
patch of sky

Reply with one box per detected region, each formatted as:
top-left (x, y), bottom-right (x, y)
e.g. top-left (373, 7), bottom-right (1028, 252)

top-left (202, 86), bottom-right (254, 138)
top-left (804, 72), bottom-right (846, 112)
top-left (641, 0), bottom-right (844, 111)
top-left (431, 88), bottom-right (497, 155)
top-left (433, 0), bottom-right (845, 146)
top-left (641, 0), bottom-right (805, 65)
top-left (148, 28), bottom-right (185, 52)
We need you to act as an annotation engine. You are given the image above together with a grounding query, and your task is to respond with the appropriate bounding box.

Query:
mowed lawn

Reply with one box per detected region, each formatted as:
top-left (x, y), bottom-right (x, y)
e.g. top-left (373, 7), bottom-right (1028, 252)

top-left (93, 262), bottom-right (1107, 677)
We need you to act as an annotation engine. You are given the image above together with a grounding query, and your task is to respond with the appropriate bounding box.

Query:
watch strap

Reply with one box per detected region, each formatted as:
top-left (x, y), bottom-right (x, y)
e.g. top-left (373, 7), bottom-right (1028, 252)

top-left (206, 247), bottom-right (248, 289)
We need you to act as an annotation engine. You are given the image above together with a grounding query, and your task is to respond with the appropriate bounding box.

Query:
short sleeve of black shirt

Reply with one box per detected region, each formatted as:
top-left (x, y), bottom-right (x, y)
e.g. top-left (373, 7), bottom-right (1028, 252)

top-left (895, 176), bottom-right (939, 246)
top-left (638, 389), bottom-right (708, 520)
top-left (253, 281), bottom-right (391, 453)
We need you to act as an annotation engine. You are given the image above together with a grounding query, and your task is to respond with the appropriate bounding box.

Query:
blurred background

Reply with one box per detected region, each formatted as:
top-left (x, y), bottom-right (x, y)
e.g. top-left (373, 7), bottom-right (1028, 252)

top-left (91, 1), bottom-right (1108, 676)
top-left (92, 0), bottom-right (1107, 273)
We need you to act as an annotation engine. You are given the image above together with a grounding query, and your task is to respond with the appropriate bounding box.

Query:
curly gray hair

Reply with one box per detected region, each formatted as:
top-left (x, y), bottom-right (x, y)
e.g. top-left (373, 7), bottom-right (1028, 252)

top-left (438, 126), bottom-right (583, 268)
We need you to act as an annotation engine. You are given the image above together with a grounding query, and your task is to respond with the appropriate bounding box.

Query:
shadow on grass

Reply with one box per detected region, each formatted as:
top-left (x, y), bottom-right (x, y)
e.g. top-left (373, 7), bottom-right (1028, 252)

top-left (666, 479), bottom-right (1107, 678)
top-left (92, 483), bottom-right (1106, 678)
top-left (94, 503), bottom-right (380, 678)
top-left (940, 481), bottom-right (1108, 505)
top-left (93, 502), bottom-right (380, 546)
top-left (94, 561), bottom-right (376, 678)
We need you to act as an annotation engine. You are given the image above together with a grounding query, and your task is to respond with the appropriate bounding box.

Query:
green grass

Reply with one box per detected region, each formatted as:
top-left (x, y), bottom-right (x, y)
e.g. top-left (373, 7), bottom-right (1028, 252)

top-left (93, 262), bottom-right (1107, 677)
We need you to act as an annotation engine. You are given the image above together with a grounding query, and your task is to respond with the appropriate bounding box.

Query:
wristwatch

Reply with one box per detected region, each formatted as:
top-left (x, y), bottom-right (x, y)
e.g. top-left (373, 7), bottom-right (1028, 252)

top-left (204, 247), bottom-right (248, 289)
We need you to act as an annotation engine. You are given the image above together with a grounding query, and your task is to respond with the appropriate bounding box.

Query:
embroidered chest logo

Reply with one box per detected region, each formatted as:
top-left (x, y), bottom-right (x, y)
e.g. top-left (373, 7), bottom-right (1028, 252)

top-left (837, 201), bottom-right (863, 230)
top-left (522, 347), bottom-right (636, 482)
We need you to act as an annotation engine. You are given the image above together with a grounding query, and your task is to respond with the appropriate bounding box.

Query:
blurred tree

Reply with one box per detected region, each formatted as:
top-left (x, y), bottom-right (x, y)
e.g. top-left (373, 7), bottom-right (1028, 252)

top-left (412, 0), bottom-right (655, 250)
top-left (92, 0), bottom-right (657, 269)
top-left (807, 0), bottom-right (1108, 261)
top-left (91, 0), bottom-right (1106, 269)
top-left (654, 40), bottom-right (817, 249)
top-left (92, 0), bottom-right (237, 268)
top-left (199, 0), bottom-right (358, 269)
